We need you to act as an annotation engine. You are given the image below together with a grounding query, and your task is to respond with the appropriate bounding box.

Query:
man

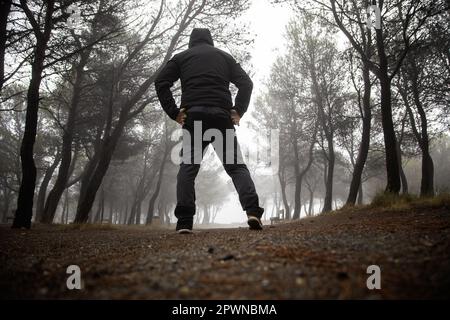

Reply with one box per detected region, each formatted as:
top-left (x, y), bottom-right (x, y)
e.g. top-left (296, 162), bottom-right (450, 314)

top-left (155, 28), bottom-right (264, 234)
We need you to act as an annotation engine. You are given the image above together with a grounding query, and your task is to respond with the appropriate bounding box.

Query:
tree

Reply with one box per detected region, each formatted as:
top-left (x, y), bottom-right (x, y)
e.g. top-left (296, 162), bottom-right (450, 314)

top-left (146, 122), bottom-right (171, 225)
top-left (12, 0), bottom-right (56, 229)
top-left (283, 0), bottom-right (447, 195)
top-left (395, 11), bottom-right (450, 196)
top-left (0, 0), bottom-right (12, 92)
top-left (289, 15), bottom-right (346, 213)
top-left (41, 0), bottom-right (124, 223)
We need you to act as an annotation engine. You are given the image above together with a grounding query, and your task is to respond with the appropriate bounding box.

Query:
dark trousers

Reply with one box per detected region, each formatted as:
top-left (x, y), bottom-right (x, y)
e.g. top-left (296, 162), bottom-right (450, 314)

top-left (175, 106), bottom-right (263, 220)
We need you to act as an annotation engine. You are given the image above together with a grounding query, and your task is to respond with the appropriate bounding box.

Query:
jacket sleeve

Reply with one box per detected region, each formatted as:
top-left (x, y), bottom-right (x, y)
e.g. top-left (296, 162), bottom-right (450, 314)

top-left (229, 58), bottom-right (253, 117)
top-left (154, 58), bottom-right (180, 121)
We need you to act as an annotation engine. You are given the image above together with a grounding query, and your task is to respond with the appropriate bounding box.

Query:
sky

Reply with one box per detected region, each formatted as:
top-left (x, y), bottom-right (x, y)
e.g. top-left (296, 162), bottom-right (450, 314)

top-left (243, 0), bottom-right (292, 110)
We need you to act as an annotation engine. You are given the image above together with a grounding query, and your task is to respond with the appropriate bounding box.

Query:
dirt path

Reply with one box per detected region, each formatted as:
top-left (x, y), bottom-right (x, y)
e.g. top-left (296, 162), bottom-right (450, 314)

top-left (1, 205), bottom-right (449, 299)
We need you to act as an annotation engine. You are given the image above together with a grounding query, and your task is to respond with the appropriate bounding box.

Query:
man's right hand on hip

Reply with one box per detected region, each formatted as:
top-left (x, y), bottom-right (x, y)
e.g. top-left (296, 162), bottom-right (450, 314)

top-left (176, 108), bottom-right (187, 125)
top-left (231, 109), bottom-right (241, 126)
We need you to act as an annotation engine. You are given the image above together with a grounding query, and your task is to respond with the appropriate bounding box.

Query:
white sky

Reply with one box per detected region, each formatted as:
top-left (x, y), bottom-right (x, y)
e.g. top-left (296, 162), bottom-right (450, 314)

top-left (244, 0), bottom-right (292, 112)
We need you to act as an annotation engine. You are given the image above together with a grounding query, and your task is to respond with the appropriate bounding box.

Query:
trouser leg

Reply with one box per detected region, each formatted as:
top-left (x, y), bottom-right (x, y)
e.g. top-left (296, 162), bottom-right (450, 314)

top-left (175, 163), bottom-right (200, 219)
top-left (174, 114), bottom-right (207, 220)
top-left (223, 163), bottom-right (262, 216)
top-left (220, 125), bottom-right (264, 218)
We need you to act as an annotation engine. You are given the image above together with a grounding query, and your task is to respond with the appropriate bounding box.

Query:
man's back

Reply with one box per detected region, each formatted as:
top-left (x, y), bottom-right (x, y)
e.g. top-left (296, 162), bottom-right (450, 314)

top-left (155, 28), bottom-right (253, 120)
top-left (154, 28), bottom-right (264, 234)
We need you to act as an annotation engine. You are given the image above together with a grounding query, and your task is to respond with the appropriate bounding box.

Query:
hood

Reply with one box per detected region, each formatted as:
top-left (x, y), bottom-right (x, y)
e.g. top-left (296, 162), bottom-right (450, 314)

top-left (189, 28), bottom-right (214, 48)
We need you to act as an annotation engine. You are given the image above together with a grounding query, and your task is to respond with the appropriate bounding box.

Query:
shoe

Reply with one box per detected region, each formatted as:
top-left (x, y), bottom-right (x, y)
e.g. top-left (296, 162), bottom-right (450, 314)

top-left (177, 229), bottom-right (193, 234)
top-left (247, 215), bottom-right (263, 230)
top-left (176, 217), bottom-right (193, 234)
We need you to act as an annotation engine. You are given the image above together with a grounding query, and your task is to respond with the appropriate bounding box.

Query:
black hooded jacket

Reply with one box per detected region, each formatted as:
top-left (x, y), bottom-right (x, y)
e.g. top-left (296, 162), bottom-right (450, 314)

top-left (154, 28), bottom-right (253, 120)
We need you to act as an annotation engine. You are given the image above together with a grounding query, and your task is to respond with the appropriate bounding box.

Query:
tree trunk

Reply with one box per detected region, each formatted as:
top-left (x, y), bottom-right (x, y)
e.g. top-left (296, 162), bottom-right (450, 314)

top-left (202, 205), bottom-right (209, 224)
top-left (122, 201), bottom-right (129, 225)
top-left (108, 200), bottom-right (114, 224)
top-left (291, 128), bottom-right (301, 219)
top-left (322, 140), bottom-right (335, 213)
top-left (346, 62), bottom-right (372, 205)
top-left (63, 189), bottom-right (69, 224)
top-left (61, 189), bottom-right (68, 224)
top-left (410, 60), bottom-right (434, 197)
top-left (1, 188), bottom-right (12, 223)
top-left (292, 124), bottom-right (316, 219)
top-left (73, 10), bottom-right (189, 223)
top-left (396, 139), bottom-right (409, 194)
top-left (158, 201), bottom-right (164, 224)
top-left (127, 196), bottom-right (138, 225)
top-left (12, 0), bottom-right (55, 229)
top-left (75, 134), bottom-right (120, 223)
top-left (94, 199), bottom-right (101, 223)
top-left (41, 52), bottom-right (89, 223)
top-left (278, 168), bottom-right (290, 219)
top-left (357, 182), bottom-right (363, 205)
top-left (308, 190), bottom-right (314, 216)
top-left (292, 175), bottom-right (302, 219)
top-left (375, 28), bottom-right (401, 194)
top-left (134, 201), bottom-right (141, 224)
top-left (146, 144), bottom-right (169, 225)
top-left (36, 151), bottom-right (61, 222)
top-left (164, 205), bottom-right (170, 225)
top-left (100, 187), bottom-right (105, 222)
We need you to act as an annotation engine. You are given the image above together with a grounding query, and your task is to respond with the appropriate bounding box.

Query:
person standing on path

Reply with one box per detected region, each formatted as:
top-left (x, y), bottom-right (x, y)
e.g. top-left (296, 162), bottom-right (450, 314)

top-left (155, 28), bottom-right (264, 234)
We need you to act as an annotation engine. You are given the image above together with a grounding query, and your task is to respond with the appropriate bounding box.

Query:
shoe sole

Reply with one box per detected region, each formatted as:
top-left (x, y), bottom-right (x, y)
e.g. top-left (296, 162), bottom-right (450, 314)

top-left (177, 229), bottom-right (193, 234)
top-left (247, 216), bottom-right (263, 230)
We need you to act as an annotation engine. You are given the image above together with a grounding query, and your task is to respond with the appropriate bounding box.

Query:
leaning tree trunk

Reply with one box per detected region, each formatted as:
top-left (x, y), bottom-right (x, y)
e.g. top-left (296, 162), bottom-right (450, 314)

top-left (1, 188), bottom-right (12, 223)
top-left (36, 151), bottom-right (61, 222)
top-left (41, 52), bottom-right (89, 224)
top-left (410, 60), bottom-right (434, 197)
top-left (396, 139), bottom-right (409, 194)
top-left (74, 2), bottom-right (195, 223)
top-left (127, 193), bottom-right (139, 225)
top-left (134, 201), bottom-right (142, 224)
top-left (74, 136), bottom-right (118, 223)
top-left (12, 0), bottom-right (55, 229)
top-left (63, 189), bottom-right (69, 224)
top-left (146, 145), bottom-right (169, 225)
top-left (346, 62), bottom-right (372, 205)
top-left (74, 73), bottom-right (163, 224)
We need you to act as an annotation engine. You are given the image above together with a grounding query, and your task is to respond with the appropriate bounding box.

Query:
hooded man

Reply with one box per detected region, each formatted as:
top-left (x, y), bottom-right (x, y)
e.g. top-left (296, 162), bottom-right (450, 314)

top-left (155, 28), bottom-right (264, 234)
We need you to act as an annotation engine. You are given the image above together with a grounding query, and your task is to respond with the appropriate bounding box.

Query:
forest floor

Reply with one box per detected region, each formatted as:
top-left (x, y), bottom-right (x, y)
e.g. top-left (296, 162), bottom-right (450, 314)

top-left (1, 201), bottom-right (450, 299)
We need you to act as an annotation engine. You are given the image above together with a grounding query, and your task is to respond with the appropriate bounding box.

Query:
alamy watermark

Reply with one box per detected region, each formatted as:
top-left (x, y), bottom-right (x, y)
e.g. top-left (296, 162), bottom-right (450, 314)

top-left (170, 121), bottom-right (279, 175)
top-left (66, 265), bottom-right (82, 290)
top-left (366, 265), bottom-right (381, 290)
